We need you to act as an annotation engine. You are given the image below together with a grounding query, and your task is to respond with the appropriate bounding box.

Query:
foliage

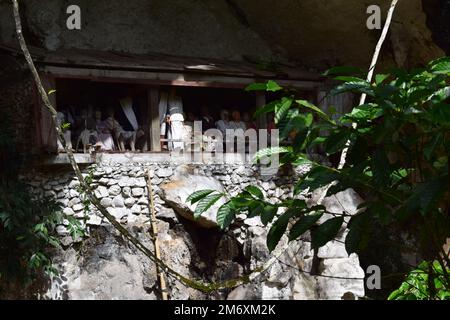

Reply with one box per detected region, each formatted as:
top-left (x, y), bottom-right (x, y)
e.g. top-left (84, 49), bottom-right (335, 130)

top-left (388, 261), bottom-right (450, 300)
top-left (188, 57), bottom-right (450, 299)
top-left (0, 110), bottom-right (84, 286)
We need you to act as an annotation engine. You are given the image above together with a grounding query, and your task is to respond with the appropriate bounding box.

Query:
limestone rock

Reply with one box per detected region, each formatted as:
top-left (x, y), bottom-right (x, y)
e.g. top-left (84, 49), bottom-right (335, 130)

top-left (87, 215), bottom-right (102, 226)
top-left (63, 207), bottom-right (74, 216)
top-left (100, 197), bottom-right (113, 208)
top-left (132, 187), bottom-right (144, 197)
top-left (159, 170), bottom-right (226, 228)
top-left (112, 195), bottom-right (125, 208)
top-left (94, 186), bottom-right (109, 198)
top-left (156, 167), bottom-right (173, 178)
top-left (108, 185), bottom-right (121, 197)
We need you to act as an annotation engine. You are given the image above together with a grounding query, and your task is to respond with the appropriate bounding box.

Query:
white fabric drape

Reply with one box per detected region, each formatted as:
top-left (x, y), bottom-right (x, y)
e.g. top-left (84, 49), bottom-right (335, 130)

top-left (158, 91), bottom-right (168, 126)
top-left (120, 97), bottom-right (139, 131)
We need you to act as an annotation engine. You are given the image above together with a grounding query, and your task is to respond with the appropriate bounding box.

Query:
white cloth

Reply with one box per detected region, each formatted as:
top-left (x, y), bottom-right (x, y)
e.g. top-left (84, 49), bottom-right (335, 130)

top-left (159, 91), bottom-right (169, 126)
top-left (158, 91), bottom-right (185, 150)
top-left (120, 97), bottom-right (139, 131)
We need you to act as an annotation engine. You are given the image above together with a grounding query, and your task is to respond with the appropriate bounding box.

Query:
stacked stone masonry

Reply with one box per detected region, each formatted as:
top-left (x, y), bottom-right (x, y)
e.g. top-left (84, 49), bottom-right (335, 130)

top-left (22, 161), bottom-right (365, 300)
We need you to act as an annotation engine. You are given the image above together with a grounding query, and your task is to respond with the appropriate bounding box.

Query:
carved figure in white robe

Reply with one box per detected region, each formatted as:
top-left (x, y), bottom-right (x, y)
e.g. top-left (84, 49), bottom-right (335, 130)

top-left (159, 88), bottom-right (185, 151)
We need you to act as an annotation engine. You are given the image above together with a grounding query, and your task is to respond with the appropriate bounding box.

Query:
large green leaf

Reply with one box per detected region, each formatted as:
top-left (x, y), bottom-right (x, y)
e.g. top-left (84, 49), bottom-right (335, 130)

top-left (253, 146), bottom-right (292, 162)
top-left (430, 57), bottom-right (450, 75)
top-left (345, 213), bottom-right (371, 255)
top-left (296, 99), bottom-right (334, 124)
top-left (267, 209), bottom-right (296, 252)
top-left (253, 100), bottom-right (277, 118)
top-left (187, 189), bottom-right (215, 204)
top-left (245, 80), bottom-right (282, 92)
top-left (216, 202), bottom-right (235, 230)
top-left (311, 217), bottom-right (344, 249)
top-left (261, 204), bottom-right (278, 225)
top-left (288, 211), bottom-right (323, 241)
top-left (244, 185), bottom-right (264, 200)
top-left (325, 129), bottom-right (352, 155)
top-left (194, 193), bottom-right (223, 219)
top-left (275, 97), bottom-right (294, 124)
top-left (330, 81), bottom-right (373, 97)
top-left (294, 166), bottom-right (337, 194)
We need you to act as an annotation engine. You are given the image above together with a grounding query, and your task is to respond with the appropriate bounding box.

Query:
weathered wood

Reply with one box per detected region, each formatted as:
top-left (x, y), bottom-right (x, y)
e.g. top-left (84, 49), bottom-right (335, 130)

top-left (148, 88), bottom-right (161, 151)
top-left (146, 169), bottom-right (168, 300)
top-left (41, 65), bottom-right (322, 90)
top-left (40, 74), bottom-right (57, 153)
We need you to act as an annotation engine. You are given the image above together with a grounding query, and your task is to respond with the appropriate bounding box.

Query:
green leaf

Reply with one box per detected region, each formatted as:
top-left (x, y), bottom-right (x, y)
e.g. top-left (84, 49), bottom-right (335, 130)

top-left (296, 100), bottom-right (334, 124)
top-left (428, 86), bottom-right (450, 103)
top-left (345, 214), bottom-right (370, 255)
top-left (245, 83), bottom-right (267, 91)
top-left (247, 201), bottom-right (265, 218)
top-left (430, 57), bottom-right (450, 74)
top-left (245, 186), bottom-right (264, 200)
top-left (267, 209), bottom-right (296, 252)
top-left (261, 204), bottom-right (278, 225)
top-left (245, 80), bottom-right (282, 92)
top-left (275, 97), bottom-right (293, 123)
top-left (289, 211), bottom-right (323, 241)
top-left (186, 189), bottom-right (215, 204)
top-left (330, 81), bottom-right (373, 97)
top-left (311, 217), bottom-right (344, 249)
top-left (194, 193), bottom-right (223, 219)
top-left (325, 129), bottom-right (351, 155)
top-left (375, 74), bottom-right (390, 85)
top-left (253, 100), bottom-right (277, 118)
top-left (216, 202), bottom-right (235, 230)
top-left (266, 80), bottom-right (283, 92)
top-left (253, 146), bottom-right (292, 162)
top-left (295, 166), bottom-right (337, 194)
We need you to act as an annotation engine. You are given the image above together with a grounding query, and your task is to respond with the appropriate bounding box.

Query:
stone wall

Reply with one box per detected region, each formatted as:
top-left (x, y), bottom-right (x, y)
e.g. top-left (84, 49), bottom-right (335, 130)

top-left (21, 160), bottom-right (365, 300)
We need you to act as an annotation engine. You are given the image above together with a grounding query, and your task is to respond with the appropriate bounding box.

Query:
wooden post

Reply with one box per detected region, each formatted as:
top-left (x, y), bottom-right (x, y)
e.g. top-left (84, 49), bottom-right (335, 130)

top-left (40, 74), bottom-right (58, 153)
top-left (146, 169), bottom-right (168, 300)
top-left (148, 87), bottom-right (161, 151)
top-left (255, 91), bottom-right (267, 129)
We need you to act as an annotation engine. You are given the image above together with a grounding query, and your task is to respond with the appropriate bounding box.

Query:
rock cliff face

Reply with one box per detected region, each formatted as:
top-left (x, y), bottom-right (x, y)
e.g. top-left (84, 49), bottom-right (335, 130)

top-left (0, 0), bottom-right (447, 70)
top-left (19, 162), bottom-right (365, 300)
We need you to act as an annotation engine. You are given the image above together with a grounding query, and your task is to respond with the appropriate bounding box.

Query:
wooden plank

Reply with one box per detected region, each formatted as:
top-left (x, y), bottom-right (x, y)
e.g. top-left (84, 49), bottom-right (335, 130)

top-left (148, 87), bottom-right (161, 152)
top-left (40, 74), bottom-right (57, 153)
top-left (41, 66), bottom-right (322, 90)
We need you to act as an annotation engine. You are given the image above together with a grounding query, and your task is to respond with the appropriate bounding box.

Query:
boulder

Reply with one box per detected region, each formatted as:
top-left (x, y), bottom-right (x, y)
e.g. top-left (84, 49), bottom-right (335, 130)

top-left (159, 168), bottom-right (226, 228)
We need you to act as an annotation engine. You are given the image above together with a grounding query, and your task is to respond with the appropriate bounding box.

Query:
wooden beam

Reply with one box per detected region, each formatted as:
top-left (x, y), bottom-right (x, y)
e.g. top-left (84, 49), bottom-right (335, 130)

top-left (41, 66), bottom-right (322, 90)
top-left (148, 87), bottom-right (161, 152)
top-left (40, 74), bottom-right (57, 153)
